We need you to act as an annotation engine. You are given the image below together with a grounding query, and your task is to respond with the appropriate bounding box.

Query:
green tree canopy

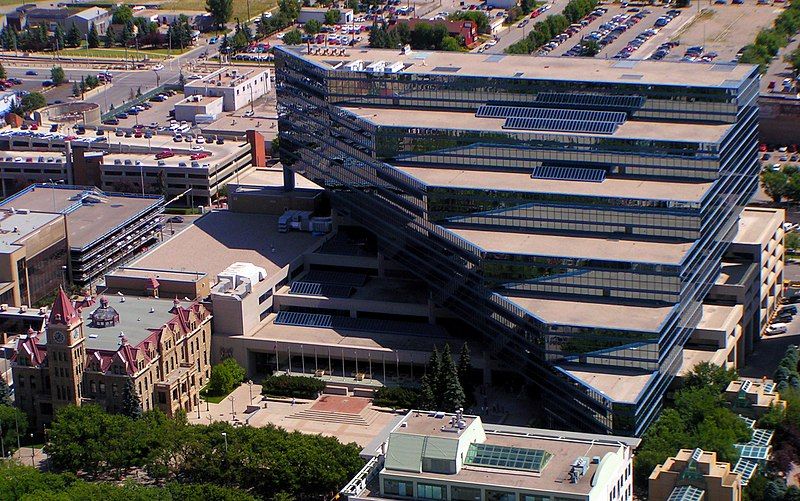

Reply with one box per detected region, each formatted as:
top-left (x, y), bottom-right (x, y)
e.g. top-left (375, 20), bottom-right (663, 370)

top-left (65, 24), bottom-right (81, 48)
top-left (324, 9), bottom-right (341, 25)
top-left (282, 29), bottom-right (302, 45)
top-left (87, 22), bottom-right (100, 48)
top-left (761, 169), bottom-right (788, 203)
top-left (50, 66), bottom-right (66, 85)
top-left (112, 4), bottom-right (134, 24)
top-left (683, 362), bottom-right (738, 392)
top-left (0, 404), bottom-right (26, 456)
top-left (207, 357), bottom-right (246, 397)
top-left (122, 379), bottom-right (143, 419)
top-left (305, 19), bottom-right (322, 34)
top-left (206, 0), bottom-right (234, 30)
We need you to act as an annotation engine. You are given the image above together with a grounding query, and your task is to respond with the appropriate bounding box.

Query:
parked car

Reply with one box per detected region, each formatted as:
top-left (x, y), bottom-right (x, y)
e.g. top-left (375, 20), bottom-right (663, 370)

top-left (25, 70), bottom-right (37, 76)
top-left (767, 323), bottom-right (788, 335)
top-left (167, 215), bottom-right (185, 223)
top-left (155, 150), bottom-right (174, 159)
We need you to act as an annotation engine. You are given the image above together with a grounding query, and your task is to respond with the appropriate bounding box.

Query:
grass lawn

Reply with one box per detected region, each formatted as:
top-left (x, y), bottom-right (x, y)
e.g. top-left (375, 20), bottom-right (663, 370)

top-left (59, 46), bottom-right (192, 60)
top-left (200, 383), bottom-right (240, 404)
top-left (161, 0), bottom-right (278, 22)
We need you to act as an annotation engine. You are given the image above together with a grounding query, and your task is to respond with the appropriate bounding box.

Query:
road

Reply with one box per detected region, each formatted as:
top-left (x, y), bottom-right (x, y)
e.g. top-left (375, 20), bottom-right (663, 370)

top-left (2, 40), bottom-right (217, 114)
top-left (485, 0), bottom-right (568, 54)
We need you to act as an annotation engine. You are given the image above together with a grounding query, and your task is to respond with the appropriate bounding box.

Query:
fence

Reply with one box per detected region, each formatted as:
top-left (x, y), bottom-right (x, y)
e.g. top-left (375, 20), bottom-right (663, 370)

top-left (101, 83), bottom-right (183, 121)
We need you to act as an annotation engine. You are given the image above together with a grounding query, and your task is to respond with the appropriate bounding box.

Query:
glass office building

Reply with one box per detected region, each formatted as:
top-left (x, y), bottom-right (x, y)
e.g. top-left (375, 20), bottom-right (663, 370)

top-left (274, 46), bottom-right (761, 436)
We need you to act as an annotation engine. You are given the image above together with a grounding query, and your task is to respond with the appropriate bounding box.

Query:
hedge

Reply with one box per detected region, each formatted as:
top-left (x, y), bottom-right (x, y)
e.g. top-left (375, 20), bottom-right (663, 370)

top-left (373, 386), bottom-right (421, 409)
top-left (261, 375), bottom-right (326, 398)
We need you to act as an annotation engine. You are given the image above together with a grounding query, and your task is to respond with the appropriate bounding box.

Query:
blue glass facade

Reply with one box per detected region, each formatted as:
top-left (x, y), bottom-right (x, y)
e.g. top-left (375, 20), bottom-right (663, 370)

top-left (274, 46), bottom-right (761, 436)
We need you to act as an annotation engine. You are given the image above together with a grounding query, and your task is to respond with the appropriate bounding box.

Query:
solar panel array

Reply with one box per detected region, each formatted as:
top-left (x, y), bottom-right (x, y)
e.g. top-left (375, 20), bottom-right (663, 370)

top-left (275, 311), bottom-right (447, 336)
top-left (735, 444), bottom-right (770, 461)
top-left (764, 382), bottom-right (776, 394)
top-left (667, 485), bottom-right (705, 501)
top-left (289, 281), bottom-right (355, 298)
top-left (464, 444), bottom-right (552, 473)
top-left (740, 380), bottom-right (752, 392)
top-left (733, 458), bottom-right (759, 485)
top-left (476, 105), bottom-right (626, 124)
top-left (690, 448), bottom-right (703, 462)
top-left (748, 429), bottom-right (774, 447)
top-left (738, 415), bottom-right (756, 429)
top-left (503, 117), bottom-right (619, 134)
top-left (531, 166), bottom-right (607, 183)
top-left (534, 92), bottom-right (646, 110)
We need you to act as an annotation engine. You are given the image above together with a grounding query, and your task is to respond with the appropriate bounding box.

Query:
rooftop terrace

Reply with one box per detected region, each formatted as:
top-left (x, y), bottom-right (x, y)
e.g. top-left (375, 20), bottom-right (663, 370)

top-left (343, 106), bottom-right (732, 142)
top-left (129, 210), bottom-right (323, 278)
top-left (449, 227), bottom-right (693, 264)
top-left (282, 46), bottom-right (756, 88)
top-left (397, 166), bottom-right (711, 202)
top-left (734, 207), bottom-right (784, 245)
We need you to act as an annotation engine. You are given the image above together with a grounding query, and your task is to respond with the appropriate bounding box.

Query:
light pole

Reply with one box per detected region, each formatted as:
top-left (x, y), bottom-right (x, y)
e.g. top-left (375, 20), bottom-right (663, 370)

top-left (221, 431), bottom-right (228, 453)
top-left (247, 380), bottom-right (253, 402)
top-left (229, 395), bottom-right (235, 420)
top-left (29, 433), bottom-right (34, 467)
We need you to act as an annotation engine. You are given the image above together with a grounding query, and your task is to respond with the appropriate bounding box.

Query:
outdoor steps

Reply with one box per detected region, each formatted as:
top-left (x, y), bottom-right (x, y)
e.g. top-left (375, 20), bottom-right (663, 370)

top-left (286, 408), bottom-right (380, 426)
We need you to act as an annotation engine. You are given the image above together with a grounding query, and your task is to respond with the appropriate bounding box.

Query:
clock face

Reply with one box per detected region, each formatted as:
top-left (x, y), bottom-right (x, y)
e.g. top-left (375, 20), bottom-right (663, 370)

top-left (53, 331), bottom-right (65, 344)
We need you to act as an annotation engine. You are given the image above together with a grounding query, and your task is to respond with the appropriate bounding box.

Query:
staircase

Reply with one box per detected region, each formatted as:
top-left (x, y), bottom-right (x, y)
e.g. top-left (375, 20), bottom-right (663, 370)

top-left (287, 407), bottom-right (380, 426)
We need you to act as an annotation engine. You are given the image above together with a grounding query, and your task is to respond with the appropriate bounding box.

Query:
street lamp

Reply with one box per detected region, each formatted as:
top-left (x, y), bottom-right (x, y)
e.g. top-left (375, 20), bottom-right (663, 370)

top-left (247, 380), bottom-right (253, 403)
top-left (221, 431), bottom-right (228, 453)
top-left (29, 433), bottom-right (34, 467)
top-left (229, 395), bottom-right (235, 420)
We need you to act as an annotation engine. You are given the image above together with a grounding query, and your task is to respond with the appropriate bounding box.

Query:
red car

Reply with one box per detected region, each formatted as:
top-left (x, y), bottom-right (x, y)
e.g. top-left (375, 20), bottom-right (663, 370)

top-left (190, 152), bottom-right (211, 160)
top-left (759, 143), bottom-right (768, 152)
top-left (155, 150), bottom-right (174, 159)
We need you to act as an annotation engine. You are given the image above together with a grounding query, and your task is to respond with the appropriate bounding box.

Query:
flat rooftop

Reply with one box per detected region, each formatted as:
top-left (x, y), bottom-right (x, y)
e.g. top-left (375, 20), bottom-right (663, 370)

top-left (397, 166), bottom-right (711, 202)
top-left (344, 106), bottom-right (732, 143)
top-left (504, 294), bottom-right (674, 332)
top-left (237, 168), bottom-right (323, 190)
top-left (561, 367), bottom-right (654, 403)
top-left (0, 210), bottom-right (62, 253)
top-left (129, 210), bottom-right (323, 278)
top-left (385, 414), bottom-right (627, 495)
top-left (42, 295), bottom-right (179, 351)
top-left (249, 319), bottom-right (452, 353)
top-left (449, 227), bottom-right (693, 264)
top-left (282, 46), bottom-right (756, 88)
top-left (187, 67), bottom-right (268, 88)
top-left (734, 207), bottom-right (784, 245)
top-left (716, 261), bottom-right (756, 286)
top-left (696, 303), bottom-right (741, 332)
top-left (0, 186), bottom-right (162, 250)
top-left (102, 152), bottom-right (218, 169)
top-left (176, 95), bottom-right (223, 106)
top-left (103, 134), bottom-right (248, 160)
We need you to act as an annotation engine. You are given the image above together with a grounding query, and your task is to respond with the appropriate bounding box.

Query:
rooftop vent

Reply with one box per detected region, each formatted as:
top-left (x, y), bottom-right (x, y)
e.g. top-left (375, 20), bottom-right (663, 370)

top-left (568, 457), bottom-right (589, 483)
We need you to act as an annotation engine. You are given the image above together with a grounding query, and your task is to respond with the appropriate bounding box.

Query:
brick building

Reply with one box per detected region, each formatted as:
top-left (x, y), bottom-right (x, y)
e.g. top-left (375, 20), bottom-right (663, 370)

top-left (12, 287), bottom-right (212, 429)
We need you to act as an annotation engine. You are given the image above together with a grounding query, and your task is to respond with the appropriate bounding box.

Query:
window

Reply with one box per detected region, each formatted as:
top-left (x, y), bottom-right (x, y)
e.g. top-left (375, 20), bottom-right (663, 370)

top-left (451, 485), bottom-right (481, 501)
top-left (158, 392), bottom-right (166, 404)
top-left (486, 491), bottom-right (516, 501)
top-left (382, 478), bottom-right (412, 497)
top-left (522, 496), bottom-right (550, 501)
top-left (416, 483), bottom-right (445, 500)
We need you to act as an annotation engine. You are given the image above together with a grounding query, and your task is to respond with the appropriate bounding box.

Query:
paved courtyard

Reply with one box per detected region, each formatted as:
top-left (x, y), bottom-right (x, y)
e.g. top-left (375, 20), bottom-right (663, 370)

top-left (188, 383), bottom-right (399, 447)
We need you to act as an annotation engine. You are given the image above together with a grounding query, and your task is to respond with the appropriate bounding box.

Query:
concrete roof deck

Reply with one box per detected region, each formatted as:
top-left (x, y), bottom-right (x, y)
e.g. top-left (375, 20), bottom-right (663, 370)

top-left (735, 207), bottom-right (784, 245)
top-left (397, 165), bottom-right (712, 202)
top-left (103, 134), bottom-right (247, 160)
top-left (176, 95), bottom-right (223, 105)
top-left (343, 106), bottom-right (731, 143)
top-left (0, 210), bottom-right (62, 254)
top-left (504, 294), bottom-right (674, 332)
top-left (102, 152), bottom-right (218, 169)
top-left (284, 46), bottom-right (756, 88)
top-left (0, 150), bottom-right (66, 160)
top-left (696, 303), bottom-right (741, 332)
top-left (43, 295), bottom-right (179, 351)
top-left (129, 210), bottom-right (323, 279)
top-left (561, 366), bottom-right (654, 404)
top-left (387, 415), bottom-right (624, 494)
top-left (237, 168), bottom-right (323, 190)
top-left (716, 261), bottom-right (755, 286)
top-left (0, 186), bottom-right (162, 250)
top-left (449, 227), bottom-right (693, 264)
top-left (249, 319), bottom-right (453, 353)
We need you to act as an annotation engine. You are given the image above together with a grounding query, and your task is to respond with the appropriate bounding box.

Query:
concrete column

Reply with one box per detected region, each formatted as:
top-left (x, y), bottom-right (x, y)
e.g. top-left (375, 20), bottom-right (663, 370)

top-left (283, 165), bottom-right (295, 191)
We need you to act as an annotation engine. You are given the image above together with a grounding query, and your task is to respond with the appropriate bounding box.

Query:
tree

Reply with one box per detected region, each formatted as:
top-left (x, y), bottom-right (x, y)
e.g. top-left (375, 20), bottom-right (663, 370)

top-left (122, 379), bottom-right (143, 419)
top-left (448, 11), bottom-right (490, 34)
top-left (418, 374), bottom-right (435, 410)
top-left (457, 342), bottom-right (474, 402)
top-left (207, 357), bottom-right (246, 397)
top-left (305, 19), bottom-right (322, 35)
top-left (324, 9), bottom-right (341, 25)
top-left (87, 22), bottom-right (100, 48)
top-left (53, 24), bottom-right (65, 50)
top-left (579, 39), bottom-right (600, 57)
top-left (683, 362), bottom-right (738, 392)
top-left (66, 24), bottom-right (81, 48)
top-left (104, 25), bottom-right (116, 48)
top-left (50, 66), bottom-right (66, 86)
top-left (0, 404), bottom-right (26, 455)
top-left (440, 36), bottom-right (461, 51)
top-left (440, 344), bottom-right (465, 411)
top-left (0, 378), bottom-right (11, 405)
top-left (206, 0), bottom-right (234, 30)
top-left (15, 92), bottom-right (47, 115)
top-left (71, 81), bottom-right (80, 97)
top-left (282, 29), bottom-right (302, 45)
top-left (112, 4), bottom-right (134, 25)
top-left (0, 62), bottom-right (6, 80)
top-left (761, 169), bottom-right (788, 203)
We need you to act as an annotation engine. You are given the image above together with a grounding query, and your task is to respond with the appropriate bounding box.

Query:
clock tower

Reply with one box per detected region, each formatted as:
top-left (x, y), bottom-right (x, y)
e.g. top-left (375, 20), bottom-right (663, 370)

top-left (47, 287), bottom-right (86, 410)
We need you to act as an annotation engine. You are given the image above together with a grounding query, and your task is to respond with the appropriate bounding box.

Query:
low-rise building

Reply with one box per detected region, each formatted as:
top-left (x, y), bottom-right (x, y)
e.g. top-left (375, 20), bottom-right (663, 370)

top-left (174, 94), bottom-right (225, 124)
top-left (0, 206), bottom-right (68, 307)
top-left (11, 287), bottom-right (212, 430)
top-left (0, 185), bottom-right (164, 287)
top-left (184, 68), bottom-right (271, 112)
top-left (298, 7), bottom-right (354, 24)
top-left (396, 19), bottom-right (478, 46)
top-left (341, 410), bottom-right (639, 500)
top-left (649, 449), bottom-right (742, 501)
top-left (724, 379), bottom-right (786, 418)
top-left (67, 7), bottom-right (112, 37)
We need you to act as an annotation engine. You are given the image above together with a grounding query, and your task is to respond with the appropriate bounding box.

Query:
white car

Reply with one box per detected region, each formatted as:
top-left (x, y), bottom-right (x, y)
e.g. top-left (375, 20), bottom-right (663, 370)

top-left (153, 64), bottom-right (164, 71)
top-left (486, 39), bottom-right (498, 47)
top-left (264, 11), bottom-right (272, 18)
top-left (244, 110), bottom-right (255, 117)
top-left (767, 323), bottom-right (788, 335)
top-left (196, 136), bottom-right (205, 144)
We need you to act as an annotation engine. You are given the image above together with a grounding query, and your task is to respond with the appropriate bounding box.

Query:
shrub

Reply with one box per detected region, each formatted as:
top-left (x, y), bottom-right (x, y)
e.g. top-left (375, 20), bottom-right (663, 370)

top-left (207, 358), bottom-right (246, 397)
top-left (261, 374), bottom-right (326, 398)
top-left (373, 386), bottom-right (421, 409)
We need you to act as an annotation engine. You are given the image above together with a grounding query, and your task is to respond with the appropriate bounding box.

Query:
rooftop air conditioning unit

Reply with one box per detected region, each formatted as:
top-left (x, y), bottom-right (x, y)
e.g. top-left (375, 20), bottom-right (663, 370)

top-left (0, 304), bottom-right (7, 311)
top-left (19, 305), bottom-right (27, 312)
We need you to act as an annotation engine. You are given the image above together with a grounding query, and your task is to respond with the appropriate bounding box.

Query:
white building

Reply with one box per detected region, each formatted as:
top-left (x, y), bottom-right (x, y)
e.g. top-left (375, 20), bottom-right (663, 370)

top-left (297, 7), bottom-right (354, 24)
top-left (341, 410), bottom-right (639, 501)
top-left (184, 68), bottom-right (271, 112)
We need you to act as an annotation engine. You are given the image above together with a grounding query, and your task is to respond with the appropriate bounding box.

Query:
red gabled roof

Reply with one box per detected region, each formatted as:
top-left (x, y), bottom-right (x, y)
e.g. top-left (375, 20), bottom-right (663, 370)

top-left (49, 286), bottom-right (80, 326)
top-left (12, 330), bottom-right (47, 366)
